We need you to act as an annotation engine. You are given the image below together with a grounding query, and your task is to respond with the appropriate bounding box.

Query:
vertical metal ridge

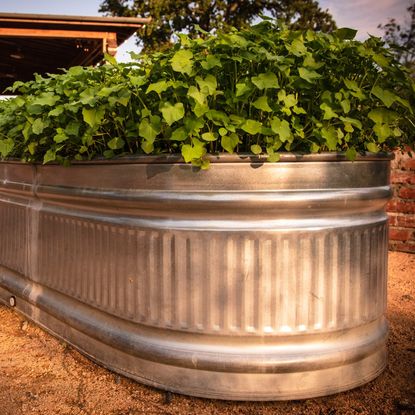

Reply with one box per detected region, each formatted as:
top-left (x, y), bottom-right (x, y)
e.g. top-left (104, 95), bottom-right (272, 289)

top-left (79, 220), bottom-right (87, 302)
top-left (101, 224), bottom-right (109, 311)
top-left (155, 232), bottom-right (163, 326)
top-left (113, 226), bottom-right (120, 314)
top-left (53, 215), bottom-right (60, 290)
top-left (377, 224), bottom-right (387, 316)
top-left (161, 232), bottom-right (173, 327)
top-left (234, 236), bottom-right (242, 332)
top-left (95, 223), bottom-right (103, 310)
top-left (247, 237), bottom-right (254, 332)
top-left (4, 204), bottom-right (9, 266)
top-left (280, 238), bottom-right (289, 332)
top-left (363, 229), bottom-right (370, 321)
top-left (89, 222), bottom-right (96, 307)
top-left (226, 237), bottom-right (236, 332)
top-left (116, 227), bottom-right (125, 317)
top-left (295, 237), bottom-right (302, 330)
top-left (317, 237), bottom-right (328, 330)
top-left (76, 218), bottom-right (83, 301)
top-left (190, 237), bottom-right (201, 331)
top-left (321, 233), bottom-right (329, 330)
top-left (102, 223), bottom-right (110, 310)
top-left (145, 229), bottom-right (152, 323)
top-left (185, 236), bottom-right (192, 330)
top-left (0, 205), bottom-right (5, 265)
top-left (202, 233), bottom-right (211, 331)
top-left (12, 205), bottom-right (16, 269)
top-left (381, 224), bottom-right (388, 310)
top-left (352, 230), bottom-right (360, 325)
top-left (332, 234), bottom-right (339, 329)
top-left (170, 232), bottom-right (177, 328)
top-left (79, 221), bottom-right (86, 303)
top-left (378, 225), bottom-right (385, 312)
top-left (368, 228), bottom-right (375, 320)
top-left (253, 238), bottom-right (261, 333)
top-left (218, 236), bottom-right (226, 332)
top-left (125, 229), bottom-right (136, 321)
top-left (52, 216), bottom-right (59, 291)
top-left (23, 205), bottom-right (29, 277)
top-left (3, 205), bottom-right (7, 264)
top-left (270, 237), bottom-right (278, 332)
top-left (72, 218), bottom-right (80, 301)
top-left (8, 204), bottom-right (13, 270)
top-left (260, 239), bottom-right (271, 334)
top-left (136, 229), bottom-right (146, 323)
top-left (74, 217), bottom-right (81, 299)
top-left (308, 235), bottom-right (324, 330)
top-left (241, 238), bottom-right (248, 332)
top-left (289, 238), bottom-right (297, 332)
top-left (142, 229), bottom-right (154, 324)
top-left (211, 235), bottom-right (220, 331)
top-left (107, 226), bottom-right (114, 312)
top-left (34, 210), bottom-right (42, 283)
top-left (343, 231), bottom-right (351, 327)
top-left (371, 227), bottom-right (379, 318)
top-left (175, 234), bottom-right (186, 329)
top-left (84, 221), bottom-right (91, 304)
top-left (7, 205), bottom-right (11, 266)
top-left (134, 231), bottom-right (145, 321)
top-left (89, 222), bottom-right (96, 306)
top-left (299, 237), bottom-right (311, 332)
top-left (61, 217), bottom-right (69, 296)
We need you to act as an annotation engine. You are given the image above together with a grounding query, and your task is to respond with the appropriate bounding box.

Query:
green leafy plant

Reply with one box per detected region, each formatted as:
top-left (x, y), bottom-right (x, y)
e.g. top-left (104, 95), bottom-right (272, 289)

top-left (0, 20), bottom-right (414, 168)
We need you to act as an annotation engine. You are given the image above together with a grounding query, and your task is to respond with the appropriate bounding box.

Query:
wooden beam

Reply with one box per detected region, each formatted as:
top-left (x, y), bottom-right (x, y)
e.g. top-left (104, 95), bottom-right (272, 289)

top-left (0, 17), bottom-right (146, 28)
top-left (0, 28), bottom-right (115, 40)
top-left (103, 32), bottom-right (117, 56)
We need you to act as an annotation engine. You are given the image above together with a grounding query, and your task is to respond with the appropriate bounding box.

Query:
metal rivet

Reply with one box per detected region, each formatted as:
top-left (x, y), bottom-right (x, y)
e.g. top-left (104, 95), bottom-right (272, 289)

top-left (9, 296), bottom-right (16, 307)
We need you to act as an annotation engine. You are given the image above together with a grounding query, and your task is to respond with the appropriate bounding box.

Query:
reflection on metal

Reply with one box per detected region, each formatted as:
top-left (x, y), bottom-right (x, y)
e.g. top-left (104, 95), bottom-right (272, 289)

top-left (0, 154), bottom-right (391, 400)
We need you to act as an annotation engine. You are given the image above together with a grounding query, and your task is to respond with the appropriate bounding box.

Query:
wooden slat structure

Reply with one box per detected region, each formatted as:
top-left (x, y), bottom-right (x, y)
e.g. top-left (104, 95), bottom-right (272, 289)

top-left (0, 13), bottom-right (150, 92)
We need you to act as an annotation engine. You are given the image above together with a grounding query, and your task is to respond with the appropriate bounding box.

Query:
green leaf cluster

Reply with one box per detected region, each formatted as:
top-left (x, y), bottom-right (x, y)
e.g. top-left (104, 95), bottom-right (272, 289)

top-left (0, 20), bottom-right (414, 166)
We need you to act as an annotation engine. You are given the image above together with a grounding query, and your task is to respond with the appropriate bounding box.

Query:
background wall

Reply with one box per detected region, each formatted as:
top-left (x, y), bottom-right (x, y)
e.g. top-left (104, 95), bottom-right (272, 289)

top-left (388, 148), bottom-right (415, 253)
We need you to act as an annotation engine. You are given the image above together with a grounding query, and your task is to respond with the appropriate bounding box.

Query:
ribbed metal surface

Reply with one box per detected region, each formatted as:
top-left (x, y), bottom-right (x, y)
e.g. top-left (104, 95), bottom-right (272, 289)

top-left (0, 200), bottom-right (27, 275)
top-left (36, 215), bottom-right (387, 335)
top-left (0, 154), bottom-right (391, 400)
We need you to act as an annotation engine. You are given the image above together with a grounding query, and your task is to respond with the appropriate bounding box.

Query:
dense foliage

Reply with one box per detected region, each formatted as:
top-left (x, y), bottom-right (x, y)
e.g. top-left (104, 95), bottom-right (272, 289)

top-left (100, 0), bottom-right (337, 52)
top-left (0, 21), bottom-right (414, 167)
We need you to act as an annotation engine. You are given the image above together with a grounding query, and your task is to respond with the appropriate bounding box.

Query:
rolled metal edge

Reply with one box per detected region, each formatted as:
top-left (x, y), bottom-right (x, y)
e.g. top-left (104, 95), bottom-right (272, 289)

top-left (1, 152), bottom-right (394, 166)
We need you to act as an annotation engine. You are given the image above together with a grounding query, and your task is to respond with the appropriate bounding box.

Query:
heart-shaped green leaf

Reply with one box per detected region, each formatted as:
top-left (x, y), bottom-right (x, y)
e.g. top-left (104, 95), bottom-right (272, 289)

top-left (160, 102), bottom-right (185, 126)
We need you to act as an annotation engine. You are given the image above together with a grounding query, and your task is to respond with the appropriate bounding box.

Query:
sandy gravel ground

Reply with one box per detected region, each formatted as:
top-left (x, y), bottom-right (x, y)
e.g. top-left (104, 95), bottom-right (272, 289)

top-left (0, 251), bottom-right (414, 415)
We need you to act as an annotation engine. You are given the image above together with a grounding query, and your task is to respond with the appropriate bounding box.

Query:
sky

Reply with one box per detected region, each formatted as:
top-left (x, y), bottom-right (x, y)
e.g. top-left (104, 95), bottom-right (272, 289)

top-left (0, 0), bottom-right (413, 61)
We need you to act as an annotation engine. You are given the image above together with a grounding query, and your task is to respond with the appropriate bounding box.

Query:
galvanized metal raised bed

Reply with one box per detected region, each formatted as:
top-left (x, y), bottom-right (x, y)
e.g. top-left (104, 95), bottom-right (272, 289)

top-left (0, 153), bottom-right (391, 400)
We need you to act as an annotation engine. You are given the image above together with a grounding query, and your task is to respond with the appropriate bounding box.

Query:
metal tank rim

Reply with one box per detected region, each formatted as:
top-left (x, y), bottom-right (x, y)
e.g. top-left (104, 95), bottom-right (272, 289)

top-left (0, 151), bottom-right (394, 166)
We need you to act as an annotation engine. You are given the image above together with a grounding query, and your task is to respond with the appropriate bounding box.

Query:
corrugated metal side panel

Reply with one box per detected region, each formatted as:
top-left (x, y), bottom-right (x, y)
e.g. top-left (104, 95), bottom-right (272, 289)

top-left (35, 210), bottom-right (388, 336)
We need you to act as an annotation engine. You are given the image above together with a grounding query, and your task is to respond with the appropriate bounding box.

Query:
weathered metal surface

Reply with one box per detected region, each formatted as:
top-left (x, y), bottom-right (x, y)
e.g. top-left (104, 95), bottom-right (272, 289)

top-left (0, 154), bottom-right (391, 400)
